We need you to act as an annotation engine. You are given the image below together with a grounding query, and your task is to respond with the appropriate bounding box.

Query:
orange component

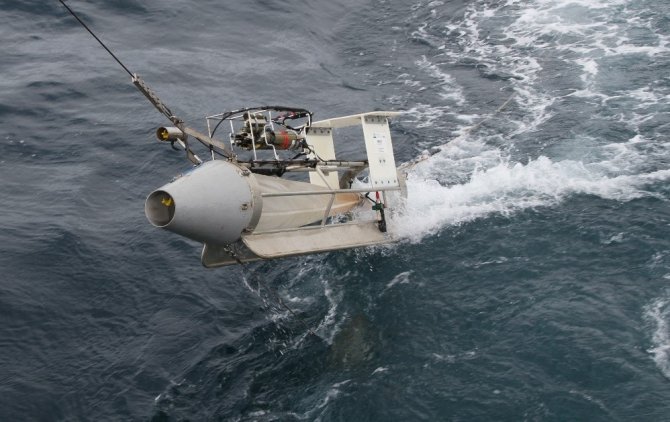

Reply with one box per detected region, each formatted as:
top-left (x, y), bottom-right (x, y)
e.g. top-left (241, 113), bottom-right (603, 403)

top-left (280, 131), bottom-right (291, 149)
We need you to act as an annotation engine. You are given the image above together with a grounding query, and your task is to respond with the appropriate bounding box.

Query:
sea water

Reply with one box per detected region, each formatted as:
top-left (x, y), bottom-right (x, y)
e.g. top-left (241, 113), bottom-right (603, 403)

top-left (1, 0), bottom-right (669, 420)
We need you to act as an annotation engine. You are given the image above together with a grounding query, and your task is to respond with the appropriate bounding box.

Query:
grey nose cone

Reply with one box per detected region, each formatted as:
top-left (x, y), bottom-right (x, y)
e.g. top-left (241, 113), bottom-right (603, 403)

top-left (144, 161), bottom-right (261, 245)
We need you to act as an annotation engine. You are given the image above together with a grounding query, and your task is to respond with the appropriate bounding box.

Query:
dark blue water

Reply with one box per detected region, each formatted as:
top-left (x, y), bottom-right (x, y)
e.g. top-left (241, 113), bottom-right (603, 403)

top-left (2, 0), bottom-right (670, 420)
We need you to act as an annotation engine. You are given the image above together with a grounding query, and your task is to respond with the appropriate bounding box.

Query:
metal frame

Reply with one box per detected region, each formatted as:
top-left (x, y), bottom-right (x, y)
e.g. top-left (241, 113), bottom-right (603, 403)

top-left (202, 108), bottom-right (402, 236)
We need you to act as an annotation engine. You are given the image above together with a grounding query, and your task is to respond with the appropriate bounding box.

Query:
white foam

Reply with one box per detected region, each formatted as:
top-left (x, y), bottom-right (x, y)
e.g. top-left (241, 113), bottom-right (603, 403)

top-left (645, 293), bottom-right (670, 379)
top-left (403, 103), bottom-right (454, 129)
top-left (391, 153), bottom-right (670, 242)
top-left (416, 56), bottom-right (466, 105)
top-left (314, 275), bottom-right (344, 345)
top-left (575, 58), bottom-right (599, 84)
top-left (384, 271), bottom-right (412, 290)
top-left (372, 366), bottom-right (389, 374)
top-left (287, 380), bottom-right (349, 420)
top-left (601, 232), bottom-right (624, 245)
top-left (391, 0), bottom-right (670, 242)
top-left (410, 0), bottom-right (670, 140)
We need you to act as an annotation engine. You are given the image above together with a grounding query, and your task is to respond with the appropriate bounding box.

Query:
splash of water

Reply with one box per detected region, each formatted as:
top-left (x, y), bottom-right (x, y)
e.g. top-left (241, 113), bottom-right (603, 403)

top-left (390, 137), bottom-right (670, 242)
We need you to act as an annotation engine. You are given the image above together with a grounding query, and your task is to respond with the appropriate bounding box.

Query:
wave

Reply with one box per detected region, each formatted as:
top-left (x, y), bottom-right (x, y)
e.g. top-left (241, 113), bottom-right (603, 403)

top-left (404, 0), bottom-right (670, 138)
top-left (390, 136), bottom-right (670, 242)
top-left (384, 0), bottom-right (670, 242)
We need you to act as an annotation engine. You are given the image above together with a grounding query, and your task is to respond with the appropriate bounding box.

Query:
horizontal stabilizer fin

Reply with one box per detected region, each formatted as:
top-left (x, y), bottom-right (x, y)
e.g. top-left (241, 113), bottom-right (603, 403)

top-left (201, 242), bottom-right (263, 268)
top-left (242, 222), bottom-right (394, 259)
top-left (311, 111), bottom-right (401, 129)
